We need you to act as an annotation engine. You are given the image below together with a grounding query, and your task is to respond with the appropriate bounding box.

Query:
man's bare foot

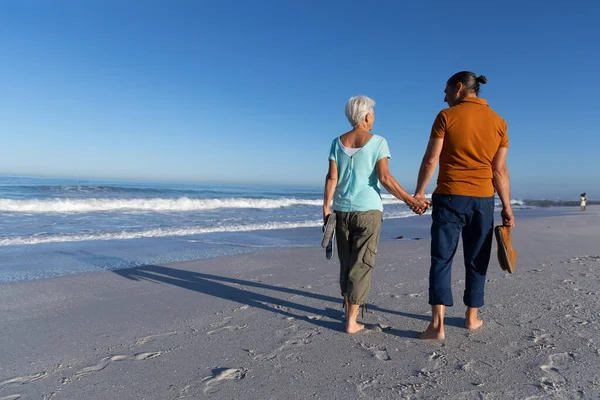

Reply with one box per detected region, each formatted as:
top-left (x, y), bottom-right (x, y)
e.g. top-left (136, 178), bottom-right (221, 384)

top-left (345, 322), bottom-right (365, 334)
top-left (416, 325), bottom-right (445, 340)
top-left (465, 318), bottom-right (483, 330)
top-left (465, 307), bottom-right (483, 330)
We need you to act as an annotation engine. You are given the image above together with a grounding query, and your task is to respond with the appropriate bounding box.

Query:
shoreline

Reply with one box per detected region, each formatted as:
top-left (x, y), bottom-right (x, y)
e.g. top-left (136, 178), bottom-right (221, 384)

top-left (1, 209), bottom-right (599, 399)
top-left (0, 206), bottom-right (589, 284)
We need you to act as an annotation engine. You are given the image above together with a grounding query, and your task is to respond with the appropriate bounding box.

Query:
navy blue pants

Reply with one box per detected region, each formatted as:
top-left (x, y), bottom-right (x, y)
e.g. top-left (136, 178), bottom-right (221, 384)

top-left (429, 194), bottom-right (495, 308)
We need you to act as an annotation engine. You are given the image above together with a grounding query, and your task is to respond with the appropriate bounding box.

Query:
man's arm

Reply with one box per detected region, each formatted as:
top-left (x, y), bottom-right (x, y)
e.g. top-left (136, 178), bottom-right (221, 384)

top-left (492, 147), bottom-right (515, 227)
top-left (415, 138), bottom-right (444, 196)
top-left (323, 160), bottom-right (337, 221)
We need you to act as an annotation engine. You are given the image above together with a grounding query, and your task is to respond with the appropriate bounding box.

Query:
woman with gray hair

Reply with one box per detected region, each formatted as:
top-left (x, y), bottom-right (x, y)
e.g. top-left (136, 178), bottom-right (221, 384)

top-left (323, 95), bottom-right (429, 334)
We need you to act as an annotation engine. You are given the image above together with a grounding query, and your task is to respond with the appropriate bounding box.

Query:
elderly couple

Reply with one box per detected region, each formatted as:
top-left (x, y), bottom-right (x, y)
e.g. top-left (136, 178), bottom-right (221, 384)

top-left (323, 71), bottom-right (515, 339)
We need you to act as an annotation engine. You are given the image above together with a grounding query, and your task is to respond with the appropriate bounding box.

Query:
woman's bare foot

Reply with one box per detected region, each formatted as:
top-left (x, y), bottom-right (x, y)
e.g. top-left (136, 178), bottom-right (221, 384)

top-left (345, 303), bottom-right (364, 334)
top-left (345, 321), bottom-right (365, 334)
top-left (343, 296), bottom-right (349, 322)
top-left (416, 324), bottom-right (445, 340)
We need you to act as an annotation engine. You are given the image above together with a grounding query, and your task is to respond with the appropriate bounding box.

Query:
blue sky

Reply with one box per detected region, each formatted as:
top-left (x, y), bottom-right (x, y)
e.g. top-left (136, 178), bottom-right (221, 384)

top-left (1, 1), bottom-right (598, 198)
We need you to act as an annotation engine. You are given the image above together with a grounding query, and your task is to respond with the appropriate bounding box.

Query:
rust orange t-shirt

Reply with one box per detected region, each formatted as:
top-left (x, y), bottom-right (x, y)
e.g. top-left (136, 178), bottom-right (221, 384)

top-left (430, 97), bottom-right (508, 197)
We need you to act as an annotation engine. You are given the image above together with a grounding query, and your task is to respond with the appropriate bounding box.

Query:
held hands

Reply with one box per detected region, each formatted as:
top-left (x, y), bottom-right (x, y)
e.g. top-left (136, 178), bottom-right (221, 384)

top-left (410, 194), bottom-right (431, 215)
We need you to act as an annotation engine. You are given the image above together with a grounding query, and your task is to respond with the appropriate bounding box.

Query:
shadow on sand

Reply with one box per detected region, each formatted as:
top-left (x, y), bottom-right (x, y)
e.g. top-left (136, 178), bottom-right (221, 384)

top-left (62, 250), bottom-right (465, 337)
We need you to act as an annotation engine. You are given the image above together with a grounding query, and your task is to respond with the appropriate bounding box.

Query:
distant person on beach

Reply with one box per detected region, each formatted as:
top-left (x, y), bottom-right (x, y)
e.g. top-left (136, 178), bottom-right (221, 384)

top-left (580, 193), bottom-right (587, 211)
top-left (413, 72), bottom-right (514, 340)
top-left (323, 95), bottom-right (430, 334)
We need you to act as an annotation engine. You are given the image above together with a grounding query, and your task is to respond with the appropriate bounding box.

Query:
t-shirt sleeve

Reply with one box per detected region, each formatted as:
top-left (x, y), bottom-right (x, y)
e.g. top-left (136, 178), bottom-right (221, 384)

top-left (328, 139), bottom-right (337, 162)
top-left (430, 111), bottom-right (447, 139)
top-left (499, 119), bottom-right (509, 148)
top-left (377, 137), bottom-right (391, 161)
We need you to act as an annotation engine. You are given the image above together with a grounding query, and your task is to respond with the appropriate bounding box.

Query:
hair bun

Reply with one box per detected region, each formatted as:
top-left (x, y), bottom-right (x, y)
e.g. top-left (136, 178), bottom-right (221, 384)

top-left (476, 75), bottom-right (488, 84)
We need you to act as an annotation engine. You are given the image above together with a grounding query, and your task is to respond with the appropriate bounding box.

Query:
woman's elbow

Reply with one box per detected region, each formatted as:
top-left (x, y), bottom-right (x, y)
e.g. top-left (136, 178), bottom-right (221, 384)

top-left (378, 173), bottom-right (391, 187)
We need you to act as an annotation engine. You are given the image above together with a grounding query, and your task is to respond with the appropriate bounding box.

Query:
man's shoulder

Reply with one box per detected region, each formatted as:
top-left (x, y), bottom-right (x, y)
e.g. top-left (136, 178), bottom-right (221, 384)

top-left (433, 108), bottom-right (451, 120)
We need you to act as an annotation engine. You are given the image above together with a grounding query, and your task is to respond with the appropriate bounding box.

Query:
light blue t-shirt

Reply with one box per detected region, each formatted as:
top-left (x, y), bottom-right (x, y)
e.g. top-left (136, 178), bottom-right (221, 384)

top-left (329, 135), bottom-right (391, 212)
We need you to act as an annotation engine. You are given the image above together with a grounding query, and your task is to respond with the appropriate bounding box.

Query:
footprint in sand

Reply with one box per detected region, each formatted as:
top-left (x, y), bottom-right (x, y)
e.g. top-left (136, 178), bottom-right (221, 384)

top-left (501, 341), bottom-right (526, 359)
top-left (356, 377), bottom-right (381, 397)
top-left (0, 372), bottom-right (48, 400)
top-left (529, 330), bottom-right (555, 350)
top-left (0, 372), bottom-right (47, 387)
top-left (206, 325), bottom-right (248, 335)
top-left (563, 314), bottom-right (592, 326)
top-left (208, 317), bottom-right (233, 329)
top-left (254, 331), bottom-right (313, 363)
top-left (539, 353), bottom-right (575, 392)
top-left (365, 323), bottom-right (391, 333)
top-left (270, 304), bottom-right (288, 311)
top-left (73, 352), bottom-right (163, 378)
top-left (176, 368), bottom-right (248, 398)
top-left (73, 360), bottom-right (110, 378)
top-left (416, 352), bottom-right (447, 377)
top-left (275, 325), bottom-right (298, 337)
top-left (133, 352), bottom-right (163, 361)
top-left (394, 382), bottom-right (426, 398)
top-left (135, 331), bottom-right (177, 346)
top-left (358, 342), bottom-right (391, 361)
top-left (202, 368), bottom-right (247, 394)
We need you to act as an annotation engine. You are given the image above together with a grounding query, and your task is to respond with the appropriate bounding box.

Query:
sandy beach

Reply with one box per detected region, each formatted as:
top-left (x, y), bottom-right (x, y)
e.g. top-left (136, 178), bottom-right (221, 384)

top-left (1, 208), bottom-right (599, 399)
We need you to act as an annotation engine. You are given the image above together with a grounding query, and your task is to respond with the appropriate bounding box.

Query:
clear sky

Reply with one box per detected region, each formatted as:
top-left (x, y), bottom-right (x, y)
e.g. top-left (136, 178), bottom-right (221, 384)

top-left (1, 1), bottom-right (598, 198)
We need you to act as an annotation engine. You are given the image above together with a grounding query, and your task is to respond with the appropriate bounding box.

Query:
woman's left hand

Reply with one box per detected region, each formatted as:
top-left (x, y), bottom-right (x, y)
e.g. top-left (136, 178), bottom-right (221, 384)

top-left (323, 207), bottom-right (332, 223)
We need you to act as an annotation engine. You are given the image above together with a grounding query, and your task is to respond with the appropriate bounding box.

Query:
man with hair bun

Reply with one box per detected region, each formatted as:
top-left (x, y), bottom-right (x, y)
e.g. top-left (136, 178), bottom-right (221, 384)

top-left (414, 71), bottom-right (514, 340)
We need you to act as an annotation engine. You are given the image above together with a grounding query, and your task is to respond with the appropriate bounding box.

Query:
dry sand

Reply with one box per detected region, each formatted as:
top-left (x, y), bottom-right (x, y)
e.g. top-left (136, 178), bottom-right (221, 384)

top-left (1, 208), bottom-right (599, 399)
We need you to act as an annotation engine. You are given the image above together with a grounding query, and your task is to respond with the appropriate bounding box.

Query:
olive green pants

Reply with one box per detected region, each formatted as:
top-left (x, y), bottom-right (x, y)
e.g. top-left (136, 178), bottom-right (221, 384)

top-left (335, 210), bottom-right (383, 305)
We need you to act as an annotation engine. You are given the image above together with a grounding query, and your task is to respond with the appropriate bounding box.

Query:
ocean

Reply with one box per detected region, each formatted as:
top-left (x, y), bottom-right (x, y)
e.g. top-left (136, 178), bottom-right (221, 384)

top-left (0, 176), bottom-right (568, 283)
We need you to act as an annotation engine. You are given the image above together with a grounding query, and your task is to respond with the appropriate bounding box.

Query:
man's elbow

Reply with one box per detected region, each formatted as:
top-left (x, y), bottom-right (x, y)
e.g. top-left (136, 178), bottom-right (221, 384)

top-left (325, 173), bottom-right (337, 182)
top-left (493, 167), bottom-right (509, 180)
top-left (422, 158), bottom-right (438, 170)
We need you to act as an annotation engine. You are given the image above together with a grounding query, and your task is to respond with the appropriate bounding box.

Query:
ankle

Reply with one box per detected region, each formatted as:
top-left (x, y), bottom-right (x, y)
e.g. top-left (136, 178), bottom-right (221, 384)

top-left (466, 308), bottom-right (479, 320)
top-left (429, 321), bottom-right (441, 330)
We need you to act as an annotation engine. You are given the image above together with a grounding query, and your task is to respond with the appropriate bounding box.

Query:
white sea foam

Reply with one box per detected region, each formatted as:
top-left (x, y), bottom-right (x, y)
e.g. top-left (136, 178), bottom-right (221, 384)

top-left (0, 194), bottom-right (430, 213)
top-left (0, 195), bottom-right (527, 215)
top-left (0, 221), bottom-right (323, 246)
top-left (0, 211), bottom-right (419, 246)
top-left (0, 197), bottom-right (325, 213)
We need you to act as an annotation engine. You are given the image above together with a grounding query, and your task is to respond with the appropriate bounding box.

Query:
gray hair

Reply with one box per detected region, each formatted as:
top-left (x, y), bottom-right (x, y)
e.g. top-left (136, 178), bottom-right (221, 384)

top-left (345, 96), bottom-right (375, 127)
